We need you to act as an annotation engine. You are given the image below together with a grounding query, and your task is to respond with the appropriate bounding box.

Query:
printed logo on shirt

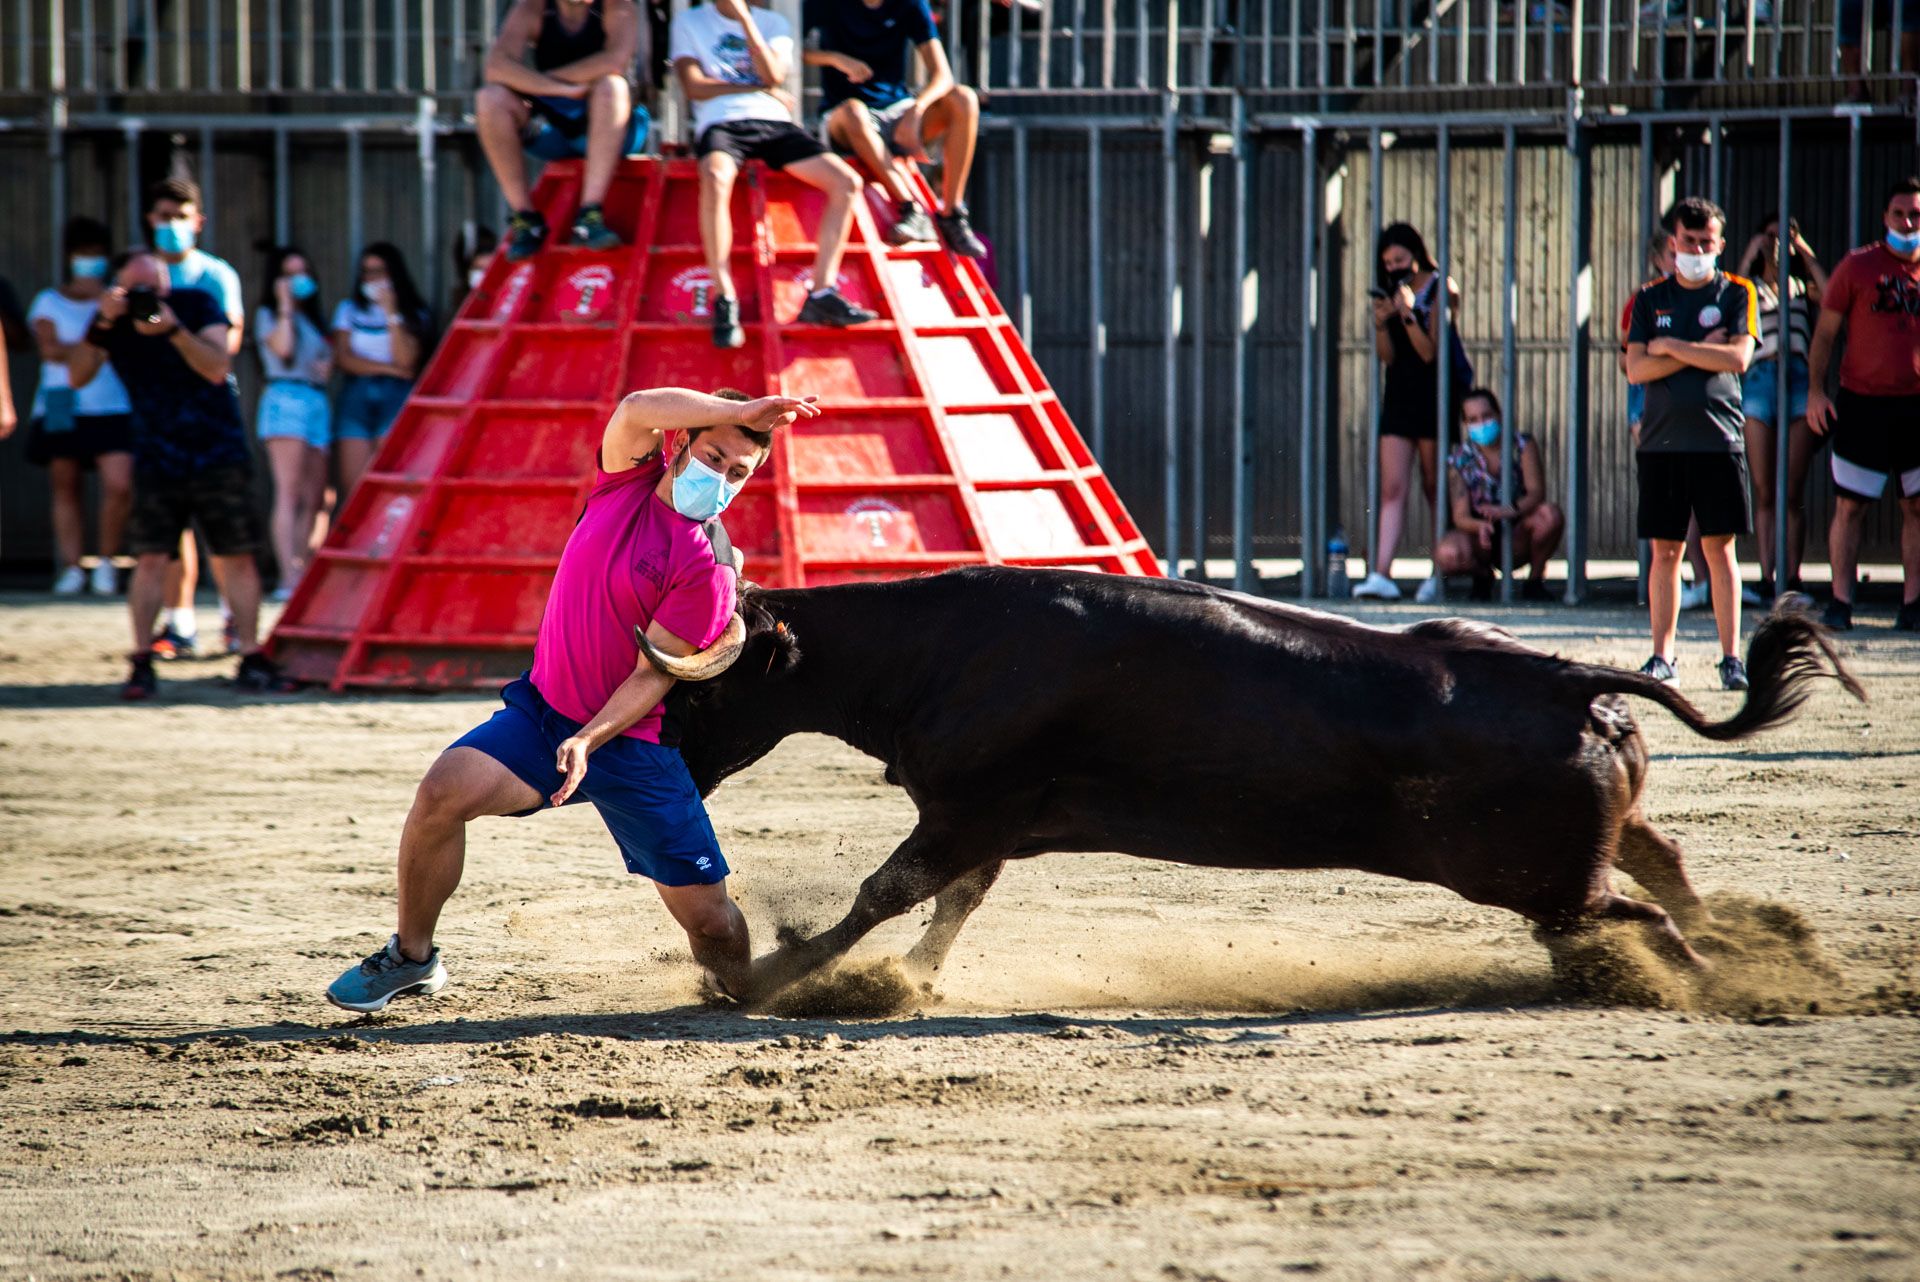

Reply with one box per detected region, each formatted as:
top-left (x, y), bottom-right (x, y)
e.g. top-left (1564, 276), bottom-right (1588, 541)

top-left (1872, 274), bottom-right (1920, 320)
top-left (635, 549), bottom-right (667, 588)
top-left (1654, 311), bottom-right (1673, 329)
top-left (1697, 304), bottom-right (1722, 329)
top-left (715, 32), bottom-right (758, 83)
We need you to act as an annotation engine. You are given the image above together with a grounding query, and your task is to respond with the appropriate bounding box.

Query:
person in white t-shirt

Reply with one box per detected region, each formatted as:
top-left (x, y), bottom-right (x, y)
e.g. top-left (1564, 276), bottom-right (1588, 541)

top-left (144, 176), bottom-right (247, 657)
top-left (27, 216), bottom-right (136, 597)
top-left (671, 0), bottom-right (878, 349)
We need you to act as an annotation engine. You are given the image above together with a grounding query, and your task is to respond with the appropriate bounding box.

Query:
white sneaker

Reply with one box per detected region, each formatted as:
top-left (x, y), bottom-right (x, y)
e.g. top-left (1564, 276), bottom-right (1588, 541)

top-left (1414, 574), bottom-right (1442, 604)
top-left (89, 560), bottom-right (118, 596)
top-left (52, 565), bottom-right (86, 596)
top-left (1351, 571), bottom-right (1402, 600)
top-left (1680, 582), bottom-right (1712, 611)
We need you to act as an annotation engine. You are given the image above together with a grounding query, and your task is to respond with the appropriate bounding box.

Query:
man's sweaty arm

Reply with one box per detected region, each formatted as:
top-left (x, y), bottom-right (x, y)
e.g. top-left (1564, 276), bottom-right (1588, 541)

top-left (550, 619), bottom-right (698, 806)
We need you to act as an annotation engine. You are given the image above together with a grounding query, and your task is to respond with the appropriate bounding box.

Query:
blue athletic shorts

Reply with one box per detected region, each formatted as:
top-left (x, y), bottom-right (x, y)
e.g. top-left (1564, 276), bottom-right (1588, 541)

top-left (526, 98), bottom-right (651, 161)
top-left (449, 676), bottom-right (729, 886)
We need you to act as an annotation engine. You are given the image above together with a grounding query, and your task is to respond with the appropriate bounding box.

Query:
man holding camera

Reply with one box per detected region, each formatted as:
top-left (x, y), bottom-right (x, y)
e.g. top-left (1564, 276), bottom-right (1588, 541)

top-left (65, 252), bottom-right (294, 699)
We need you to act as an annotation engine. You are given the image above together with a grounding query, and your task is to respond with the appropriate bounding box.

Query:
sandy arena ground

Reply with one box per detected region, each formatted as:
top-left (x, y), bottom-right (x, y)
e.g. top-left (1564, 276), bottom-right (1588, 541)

top-left (1, 592), bottom-right (1916, 1281)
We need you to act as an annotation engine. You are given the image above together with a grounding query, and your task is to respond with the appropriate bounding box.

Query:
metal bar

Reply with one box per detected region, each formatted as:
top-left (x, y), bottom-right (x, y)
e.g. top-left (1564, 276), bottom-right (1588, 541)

top-left (1563, 111), bottom-right (1590, 603)
top-left (421, 0), bottom-right (436, 93)
top-left (91, 0), bottom-right (105, 93)
top-left (1315, 0), bottom-right (1327, 93)
top-left (1299, 124), bottom-right (1319, 599)
top-left (1372, 0), bottom-right (1384, 93)
top-left (1101, 0), bottom-right (1115, 88)
top-left (332, 0), bottom-right (345, 90)
top-left (1135, 0), bottom-right (1147, 88)
top-left (346, 125), bottom-right (365, 264)
top-left (1162, 0), bottom-right (1174, 90)
top-left (1088, 126), bottom-right (1105, 459)
top-left (1486, 0), bottom-right (1499, 85)
top-left (235, 0), bottom-right (250, 90)
top-left (52, 0), bottom-right (69, 92)
top-left (1427, 0), bottom-right (1440, 84)
top-left (269, 0), bottom-right (283, 90)
top-left (1848, 113), bottom-right (1863, 246)
top-left (1191, 145), bottom-right (1211, 576)
top-left (1162, 101), bottom-right (1180, 576)
top-left (1499, 123), bottom-right (1517, 601)
top-left (1639, 117), bottom-right (1653, 265)
top-left (1071, 0), bottom-right (1085, 88)
top-left (274, 127), bottom-right (291, 244)
top-left (1457, 0), bottom-right (1470, 85)
top-left (1014, 122), bottom-right (1032, 341)
top-left (173, 0), bottom-right (186, 88)
top-left (124, 122), bottom-right (142, 243)
top-left (198, 126), bottom-right (215, 248)
top-left (1287, 0), bottom-right (1298, 87)
top-left (1230, 94), bottom-right (1251, 591)
top-left (418, 97), bottom-right (438, 309)
top-left (49, 97), bottom-right (68, 283)
top-left (1774, 116), bottom-right (1790, 598)
top-left (394, 0), bottom-right (409, 91)
top-left (361, 0), bottom-right (374, 90)
top-left (12, 0), bottom-right (27, 92)
top-left (1009, 0), bottom-right (1023, 86)
top-left (1261, 0), bottom-right (1272, 87)
top-left (1708, 113), bottom-right (1721, 210)
top-left (1713, 0), bottom-right (1727, 73)
top-left (142, 0), bottom-right (160, 92)
top-left (1431, 122), bottom-right (1451, 603)
top-left (300, 0), bottom-right (316, 90)
top-left (1365, 125), bottom-right (1381, 591)
top-left (204, 0), bottom-right (218, 92)
top-left (1769, 0), bottom-right (1783, 77)
top-left (1592, 0), bottom-right (1604, 86)
top-left (1037, 0), bottom-right (1052, 87)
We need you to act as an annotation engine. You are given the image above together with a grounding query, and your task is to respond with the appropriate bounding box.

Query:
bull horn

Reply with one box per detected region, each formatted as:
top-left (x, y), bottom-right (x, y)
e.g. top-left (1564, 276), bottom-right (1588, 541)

top-left (635, 612), bottom-right (747, 682)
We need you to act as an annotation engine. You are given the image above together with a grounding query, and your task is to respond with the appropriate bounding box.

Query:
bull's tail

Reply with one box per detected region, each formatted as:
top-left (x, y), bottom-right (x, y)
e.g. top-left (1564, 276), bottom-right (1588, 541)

top-left (1572, 596), bottom-right (1865, 741)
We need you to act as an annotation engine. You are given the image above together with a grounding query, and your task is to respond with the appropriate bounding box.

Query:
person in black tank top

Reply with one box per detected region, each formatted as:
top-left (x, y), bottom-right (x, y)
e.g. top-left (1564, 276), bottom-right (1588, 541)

top-left (477, 0), bottom-right (649, 259)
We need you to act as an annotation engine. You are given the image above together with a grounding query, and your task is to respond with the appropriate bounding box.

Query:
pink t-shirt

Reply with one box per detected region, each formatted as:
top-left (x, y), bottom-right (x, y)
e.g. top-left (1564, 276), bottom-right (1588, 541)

top-left (529, 452), bottom-right (737, 742)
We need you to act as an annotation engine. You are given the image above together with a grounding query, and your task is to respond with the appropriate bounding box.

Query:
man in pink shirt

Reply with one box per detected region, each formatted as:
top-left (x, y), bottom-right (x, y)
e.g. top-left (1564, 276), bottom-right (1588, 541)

top-left (327, 385), bottom-right (819, 1012)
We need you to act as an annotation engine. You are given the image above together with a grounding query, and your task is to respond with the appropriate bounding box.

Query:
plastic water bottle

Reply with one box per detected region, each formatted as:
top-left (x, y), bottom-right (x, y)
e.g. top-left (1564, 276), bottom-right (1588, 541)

top-left (1326, 531), bottom-right (1350, 598)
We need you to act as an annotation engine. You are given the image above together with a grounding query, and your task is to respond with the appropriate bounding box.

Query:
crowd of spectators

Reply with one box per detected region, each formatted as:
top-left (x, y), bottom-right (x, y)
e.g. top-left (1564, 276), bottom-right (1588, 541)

top-left (1357, 175), bottom-right (1920, 686)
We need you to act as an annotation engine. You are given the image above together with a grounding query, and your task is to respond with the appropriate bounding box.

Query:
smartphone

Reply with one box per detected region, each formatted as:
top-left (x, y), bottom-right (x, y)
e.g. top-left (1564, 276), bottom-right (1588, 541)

top-left (125, 285), bottom-right (162, 324)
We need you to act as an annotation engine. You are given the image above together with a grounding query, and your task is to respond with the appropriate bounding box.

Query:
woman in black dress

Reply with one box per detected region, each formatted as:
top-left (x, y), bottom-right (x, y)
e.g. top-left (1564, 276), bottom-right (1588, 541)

top-left (1355, 222), bottom-right (1471, 602)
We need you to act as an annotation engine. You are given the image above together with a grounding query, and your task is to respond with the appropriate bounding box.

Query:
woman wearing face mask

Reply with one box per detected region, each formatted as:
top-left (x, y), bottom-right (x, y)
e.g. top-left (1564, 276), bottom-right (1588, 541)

top-left (332, 242), bottom-right (432, 499)
top-left (26, 216), bottom-right (135, 597)
top-left (256, 246), bottom-right (335, 602)
top-left (1434, 388), bottom-right (1563, 601)
top-left (1734, 213), bottom-right (1826, 601)
top-left (1356, 221), bottom-right (1473, 602)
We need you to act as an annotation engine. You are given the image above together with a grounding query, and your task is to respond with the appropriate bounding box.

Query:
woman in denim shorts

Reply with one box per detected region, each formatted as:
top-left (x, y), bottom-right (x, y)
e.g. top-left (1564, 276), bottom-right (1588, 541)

top-left (332, 242), bottom-right (431, 500)
top-left (1735, 214), bottom-right (1828, 598)
top-left (256, 246), bottom-right (334, 601)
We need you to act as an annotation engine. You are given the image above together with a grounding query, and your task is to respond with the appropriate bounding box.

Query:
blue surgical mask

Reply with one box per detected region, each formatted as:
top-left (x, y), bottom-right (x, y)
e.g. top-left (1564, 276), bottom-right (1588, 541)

top-left (153, 219), bottom-right (196, 254)
top-left (1467, 420), bottom-right (1502, 448)
top-left (1887, 227), bottom-right (1920, 256)
top-left (70, 255), bottom-right (108, 280)
top-left (670, 452), bottom-right (740, 522)
top-left (289, 273), bottom-right (318, 300)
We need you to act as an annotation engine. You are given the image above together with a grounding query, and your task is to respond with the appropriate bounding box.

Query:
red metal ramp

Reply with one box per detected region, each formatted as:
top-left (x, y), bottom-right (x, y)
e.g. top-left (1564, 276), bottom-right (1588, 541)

top-left (269, 155), bottom-right (1157, 691)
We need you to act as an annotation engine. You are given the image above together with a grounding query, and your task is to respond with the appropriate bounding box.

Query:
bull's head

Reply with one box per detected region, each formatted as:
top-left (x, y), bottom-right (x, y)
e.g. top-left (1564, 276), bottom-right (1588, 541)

top-left (646, 589), bottom-right (805, 797)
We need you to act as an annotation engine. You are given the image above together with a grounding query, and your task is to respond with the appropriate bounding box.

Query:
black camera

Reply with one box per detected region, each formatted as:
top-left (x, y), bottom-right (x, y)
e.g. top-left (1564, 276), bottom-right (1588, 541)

top-left (125, 285), bottom-right (162, 324)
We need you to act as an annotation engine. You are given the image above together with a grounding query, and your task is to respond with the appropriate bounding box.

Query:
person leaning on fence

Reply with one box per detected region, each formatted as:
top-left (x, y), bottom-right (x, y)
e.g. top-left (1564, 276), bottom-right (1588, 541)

top-left (802, 0), bottom-right (985, 257)
top-left (256, 245), bottom-right (335, 603)
top-left (480, 0), bottom-right (649, 259)
top-left (1625, 196), bottom-right (1758, 692)
top-left (674, 0), bottom-right (878, 350)
top-left (64, 251), bottom-right (297, 701)
top-left (1805, 176), bottom-right (1920, 634)
top-left (26, 217), bottom-right (134, 599)
top-left (1734, 212), bottom-right (1827, 603)
top-left (1433, 387), bottom-right (1563, 603)
top-left (1353, 221), bottom-right (1472, 605)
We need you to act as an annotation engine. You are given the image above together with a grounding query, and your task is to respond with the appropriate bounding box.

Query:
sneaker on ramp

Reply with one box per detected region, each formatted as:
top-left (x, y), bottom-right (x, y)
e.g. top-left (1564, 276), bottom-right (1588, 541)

top-left (326, 935), bottom-right (447, 1012)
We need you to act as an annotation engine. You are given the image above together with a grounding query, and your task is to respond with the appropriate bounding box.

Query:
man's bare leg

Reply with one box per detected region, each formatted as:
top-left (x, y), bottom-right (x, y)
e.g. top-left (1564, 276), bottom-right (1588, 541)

top-left (581, 73), bottom-right (631, 208)
top-left (396, 747), bottom-right (542, 960)
top-left (783, 153), bottom-right (862, 290)
top-left (827, 102), bottom-right (916, 205)
top-left (212, 553), bottom-right (264, 653)
top-left (1829, 494), bottom-right (1869, 604)
top-left (1649, 538), bottom-right (1684, 660)
top-left (698, 152), bottom-right (741, 300)
top-left (654, 881), bottom-right (752, 998)
top-left (1701, 533), bottom-right (1741, 658)
top-left (919, 85), bottom-right (979, 210)
top-left (476, 84), bottom-right (535, 211)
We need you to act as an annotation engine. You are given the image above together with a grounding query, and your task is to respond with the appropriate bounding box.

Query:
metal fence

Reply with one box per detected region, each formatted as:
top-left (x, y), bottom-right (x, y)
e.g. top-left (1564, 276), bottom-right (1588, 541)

top-left (1, 2), bottom-right (1917, 594)
top-left (2, 1), bottom-right (1914, 99)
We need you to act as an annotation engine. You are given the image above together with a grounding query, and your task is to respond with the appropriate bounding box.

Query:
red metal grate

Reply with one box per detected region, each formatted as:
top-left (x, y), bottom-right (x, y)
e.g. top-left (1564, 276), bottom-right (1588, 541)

top-left (269, 156), bottom-right (1158, 690)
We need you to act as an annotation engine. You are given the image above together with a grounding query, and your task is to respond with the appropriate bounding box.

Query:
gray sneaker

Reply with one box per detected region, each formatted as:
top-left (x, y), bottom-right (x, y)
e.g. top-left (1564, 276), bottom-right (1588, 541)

top-left (326, 934), bottom-right (447, 1012)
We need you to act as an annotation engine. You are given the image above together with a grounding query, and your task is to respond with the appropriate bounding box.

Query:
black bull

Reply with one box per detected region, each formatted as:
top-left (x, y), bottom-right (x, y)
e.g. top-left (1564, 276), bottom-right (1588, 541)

top-left (643, 567), bottom-right (1863, 1003)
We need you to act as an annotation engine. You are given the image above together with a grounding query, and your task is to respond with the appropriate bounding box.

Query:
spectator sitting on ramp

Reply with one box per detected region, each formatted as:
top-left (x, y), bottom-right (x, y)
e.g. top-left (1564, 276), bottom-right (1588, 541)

top-left (803, 0), bottom-right (985, 257)
top-left (326, 386), bottom-right (820, 1013)
top-left (479, 0), bottom-right (648, 258)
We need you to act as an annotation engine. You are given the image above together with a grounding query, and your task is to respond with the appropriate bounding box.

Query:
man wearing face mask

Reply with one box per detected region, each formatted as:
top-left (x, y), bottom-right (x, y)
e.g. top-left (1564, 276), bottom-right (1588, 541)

top-left (326, 385), bottom-right (820, 1014)
top-left (1626, 196), bottom-right (1759, 692)
top-left (1806, 176), bottom-right (1920, 633)
top-left (144, 177), bottom-right (246, 660)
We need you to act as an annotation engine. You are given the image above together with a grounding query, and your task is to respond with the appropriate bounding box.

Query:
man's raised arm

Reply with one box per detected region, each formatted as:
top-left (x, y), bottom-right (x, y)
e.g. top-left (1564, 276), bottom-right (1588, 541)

top-left (599, 387), bottom-right (820, 472)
